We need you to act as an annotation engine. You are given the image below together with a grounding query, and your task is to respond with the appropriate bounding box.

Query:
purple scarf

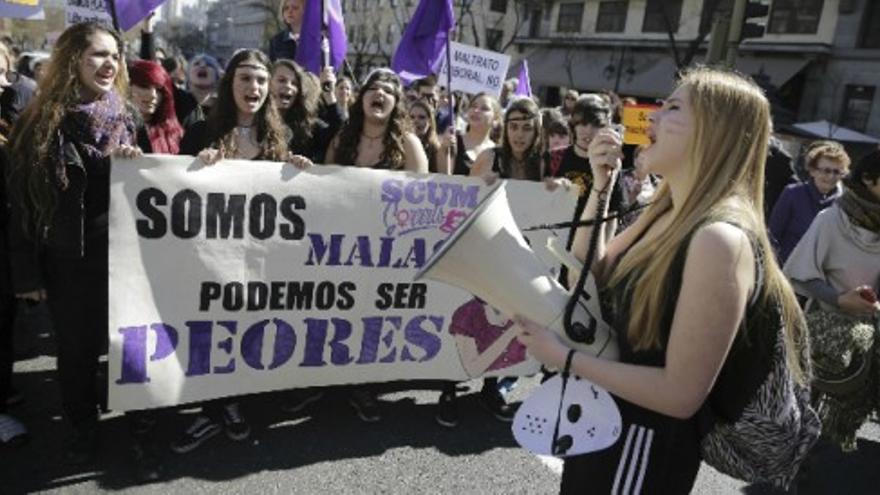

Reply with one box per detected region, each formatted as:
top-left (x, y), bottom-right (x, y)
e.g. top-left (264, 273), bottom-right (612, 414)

top-left (54, 90), bottom-right (135, 188)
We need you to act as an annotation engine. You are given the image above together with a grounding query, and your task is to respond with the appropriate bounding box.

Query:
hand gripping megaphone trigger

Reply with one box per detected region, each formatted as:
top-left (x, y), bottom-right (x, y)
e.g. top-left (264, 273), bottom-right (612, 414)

top-left (414, 182), bottom-right (618, 361)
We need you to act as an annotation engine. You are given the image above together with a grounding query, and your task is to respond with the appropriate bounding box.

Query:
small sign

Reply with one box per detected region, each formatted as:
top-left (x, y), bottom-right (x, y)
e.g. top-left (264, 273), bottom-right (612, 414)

top-left (436, 42), bottom-right (511, 98)
top-left (622, 104), bottom-right (659, 146)
top-left (65, 0), bottom-right (113, 29)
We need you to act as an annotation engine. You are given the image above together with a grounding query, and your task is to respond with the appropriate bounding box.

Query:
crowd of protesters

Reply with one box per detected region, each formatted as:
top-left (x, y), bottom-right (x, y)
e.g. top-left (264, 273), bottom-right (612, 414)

top-left (0, 1), bottom-right (878, 490)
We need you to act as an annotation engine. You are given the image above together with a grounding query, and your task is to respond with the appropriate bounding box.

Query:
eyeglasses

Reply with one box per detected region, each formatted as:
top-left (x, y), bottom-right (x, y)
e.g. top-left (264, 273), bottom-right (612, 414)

top-left (813, 166), bottom-right (846, 177)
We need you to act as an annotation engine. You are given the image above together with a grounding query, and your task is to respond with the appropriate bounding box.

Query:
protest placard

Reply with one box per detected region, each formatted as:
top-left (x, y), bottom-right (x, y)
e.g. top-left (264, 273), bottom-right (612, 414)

top-left (65, 0), bottom-right (112, 28)
top-left (437, 42), bottom-right (511, 97)
top-left (0, 0), bottom-right (44, 19)
top-left (622, 103), bottom-right (659, 146)
top-left (108, 156), bottom-right (575, 411)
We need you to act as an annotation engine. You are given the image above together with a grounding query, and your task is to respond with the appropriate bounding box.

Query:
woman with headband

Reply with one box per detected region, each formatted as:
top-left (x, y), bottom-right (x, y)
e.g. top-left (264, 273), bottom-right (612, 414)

top-left (469, 97), bottom-right (544, 182)
top-left (445, 97), bottom-right (548, 425)
top-left (173, 49), bottom-right (308, 455)
top-left (321, 68), bottom-right (426, 422)
top-left (326, 68), bottom-right (427, 172)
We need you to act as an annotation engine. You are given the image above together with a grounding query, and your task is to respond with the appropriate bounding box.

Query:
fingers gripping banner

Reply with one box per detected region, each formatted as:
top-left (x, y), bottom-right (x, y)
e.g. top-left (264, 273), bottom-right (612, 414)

top-left (109, 156), bottom-right (576, 411)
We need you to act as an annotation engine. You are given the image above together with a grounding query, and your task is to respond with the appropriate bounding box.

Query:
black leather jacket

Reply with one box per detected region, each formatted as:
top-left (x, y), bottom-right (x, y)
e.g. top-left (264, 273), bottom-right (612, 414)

top-left (5, 110), bottom-right (147, 293)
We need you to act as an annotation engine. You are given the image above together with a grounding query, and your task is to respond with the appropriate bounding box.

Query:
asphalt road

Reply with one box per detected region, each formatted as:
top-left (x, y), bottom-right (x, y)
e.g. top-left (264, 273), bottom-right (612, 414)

top-left (3, 325), bottom-right (879, 494)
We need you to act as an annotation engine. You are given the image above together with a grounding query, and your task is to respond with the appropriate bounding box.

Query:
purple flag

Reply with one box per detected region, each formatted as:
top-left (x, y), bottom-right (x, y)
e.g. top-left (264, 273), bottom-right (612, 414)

top-left (296, 0), bottom-right (347, 75)
top-left (515, 60), bottom-right (532, 97)
top-left (111, 0), bottom-right (166, 32)
top-left (392, 0), bottom-right (455, 84)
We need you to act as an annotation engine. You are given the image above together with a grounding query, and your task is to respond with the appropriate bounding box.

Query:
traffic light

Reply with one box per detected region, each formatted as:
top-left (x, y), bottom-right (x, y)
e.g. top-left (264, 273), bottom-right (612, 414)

top-left (740, 1), bottom-right (770, 40)
top-left (724, 0), bottom-right (770, 66)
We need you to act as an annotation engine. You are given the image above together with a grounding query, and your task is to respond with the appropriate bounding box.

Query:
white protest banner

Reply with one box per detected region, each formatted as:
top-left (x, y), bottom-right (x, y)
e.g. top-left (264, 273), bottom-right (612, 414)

top-left (437, 41), bottom-right (511, 97)
top-left (65, 0), bottom-right (113, 28)
top-left (109, 156), bottom-right (576, 411)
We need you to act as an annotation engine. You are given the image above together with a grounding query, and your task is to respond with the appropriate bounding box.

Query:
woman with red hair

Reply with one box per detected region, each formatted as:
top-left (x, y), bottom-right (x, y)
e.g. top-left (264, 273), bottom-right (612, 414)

top-left (128, 59), bottom-right (184, 154)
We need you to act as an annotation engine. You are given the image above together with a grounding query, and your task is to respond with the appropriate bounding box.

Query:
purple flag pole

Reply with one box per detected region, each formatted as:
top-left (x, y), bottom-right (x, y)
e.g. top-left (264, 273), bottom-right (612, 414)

top-left (320, 0), bottom-right (331, 92)
top-left (515, 60), bottom-right (532, 98)
top-left (444, 31), bottom-right (454, 167)
top-left (108, 0), bottom-right (120, 31)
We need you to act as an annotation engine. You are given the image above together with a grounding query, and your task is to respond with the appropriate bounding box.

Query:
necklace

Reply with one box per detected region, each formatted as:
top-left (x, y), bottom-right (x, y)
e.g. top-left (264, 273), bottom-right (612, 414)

top-left (361, 131), bottom-right (384, 142)
top-left (234, 125), bottom-right (253, 137)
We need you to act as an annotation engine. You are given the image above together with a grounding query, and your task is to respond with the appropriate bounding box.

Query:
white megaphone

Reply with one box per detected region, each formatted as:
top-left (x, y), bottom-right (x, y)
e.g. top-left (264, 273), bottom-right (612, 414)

top-left (415, 182), bottom-right (618, 360)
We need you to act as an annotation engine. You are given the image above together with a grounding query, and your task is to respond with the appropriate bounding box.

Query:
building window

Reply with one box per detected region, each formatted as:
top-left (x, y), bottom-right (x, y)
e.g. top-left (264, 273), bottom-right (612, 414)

top-left (596, 1), bottom-right (628, 33)
top-left (642, 0), bottom-right (682, 33)
top-left (528, 9), bottom-right (542, 37)
top-left (486, 28), bottom-right (504, 51)
top-left (861, 1), bottom-right (880, 48)
top-left (557, 2), bottom-right (585, 33)
top-left (841, 85), bottom-right (875, 132)
top-left (490, 0), bottom-right (507, 14)
top-left (768, 0), bottom-right (824, 34)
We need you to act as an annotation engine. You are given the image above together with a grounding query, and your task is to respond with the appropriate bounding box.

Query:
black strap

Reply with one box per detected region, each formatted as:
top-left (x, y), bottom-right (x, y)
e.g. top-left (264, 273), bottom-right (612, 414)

top-left (522, 200), bottom-right (650, 232)
top-left (551, 349), bottom-right (576, 456)
top-left (562, 181), bottom-right (613, 344)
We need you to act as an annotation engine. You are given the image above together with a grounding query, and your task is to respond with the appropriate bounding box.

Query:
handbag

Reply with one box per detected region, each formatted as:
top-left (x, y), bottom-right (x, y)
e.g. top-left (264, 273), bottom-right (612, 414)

top-left (699, 244), bottom-right (821, 489)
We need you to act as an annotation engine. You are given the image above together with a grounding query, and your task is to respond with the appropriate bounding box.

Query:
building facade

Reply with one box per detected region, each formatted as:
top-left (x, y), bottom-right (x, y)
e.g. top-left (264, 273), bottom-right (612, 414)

top-left (341, 0), bottom-right (531, 80)
top-left (513, 0), bottom-right (880, 138)
top-left (205, 0), bottom-right (279, 62)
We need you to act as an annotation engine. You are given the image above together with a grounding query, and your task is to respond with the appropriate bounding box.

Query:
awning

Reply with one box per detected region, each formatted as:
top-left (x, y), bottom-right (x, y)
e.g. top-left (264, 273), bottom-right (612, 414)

top-left (523, 47), bottom-right (812, 97)
top-left (524, 47), bottom-right (678, 98)
top-left (788, 120), bottom-right (880, 144)
top-left (734, 55), bottom-right (811, 88)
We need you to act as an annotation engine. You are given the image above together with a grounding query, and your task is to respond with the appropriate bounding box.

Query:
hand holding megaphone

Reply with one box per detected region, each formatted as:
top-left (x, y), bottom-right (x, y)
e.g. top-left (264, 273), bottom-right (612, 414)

top-left (588, 124), bottom-right (625, 188)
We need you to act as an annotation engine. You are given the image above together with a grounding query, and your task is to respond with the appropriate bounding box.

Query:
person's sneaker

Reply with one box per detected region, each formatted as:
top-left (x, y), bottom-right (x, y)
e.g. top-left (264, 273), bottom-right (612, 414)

top-left (131, 435), bottom-right (162, 483)
top-left (435, 391), bottom-right (459, 428)
top-left (0, 413), bottom-right (29, 447)
top-left (222, 403), bottom-right (251, 441)
top-left (64, 426), bottom-right (97, 465)
top-left (281, 390), bottom-right (325, 413)
top-left (349, 390), bottom-right (381, 423)
top-left (479, 385), bottom-right (515, 422)
top-left (170, 415), bottom-right (220, 454)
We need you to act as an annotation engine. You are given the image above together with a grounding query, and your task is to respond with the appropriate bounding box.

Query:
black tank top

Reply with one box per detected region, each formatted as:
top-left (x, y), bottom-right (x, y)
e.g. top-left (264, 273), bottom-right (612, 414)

top-left (490, 147), bottom-right (542, 181)
top-left (561, 222), bottom-right (777, 494)
top-left (603, 223), bottom-right (776, 420)
top-left (452, 134), bottom-right (473, 176)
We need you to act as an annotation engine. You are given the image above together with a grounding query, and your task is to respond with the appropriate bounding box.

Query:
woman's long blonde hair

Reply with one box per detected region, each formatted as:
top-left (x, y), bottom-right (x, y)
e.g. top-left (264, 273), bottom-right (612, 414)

top-left (608, 67), bottom-right (808, 381)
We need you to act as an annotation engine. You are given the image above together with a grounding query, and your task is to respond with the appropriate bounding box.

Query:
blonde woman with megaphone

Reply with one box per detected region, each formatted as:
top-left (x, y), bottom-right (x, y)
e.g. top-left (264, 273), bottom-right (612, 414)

top-left (515, 68), bottom-right (812, 493)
